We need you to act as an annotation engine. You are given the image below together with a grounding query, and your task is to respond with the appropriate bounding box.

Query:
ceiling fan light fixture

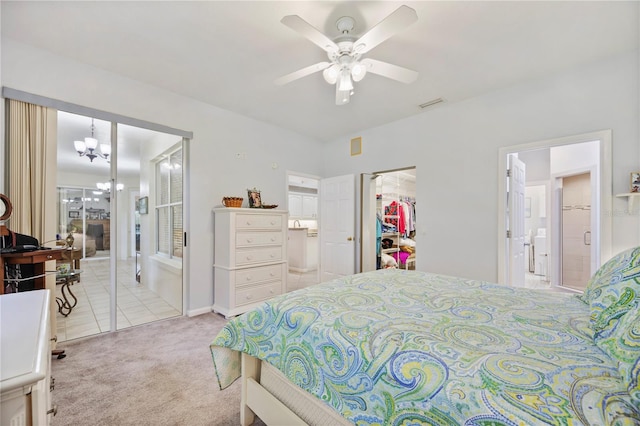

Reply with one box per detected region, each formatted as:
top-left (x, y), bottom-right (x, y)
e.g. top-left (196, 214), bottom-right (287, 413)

top-left (351, 63), bottom-right (367, 82)
top-left (323, 64), bottom-right (340, 84)
top-left (338, 70), bottom-right (353, 91)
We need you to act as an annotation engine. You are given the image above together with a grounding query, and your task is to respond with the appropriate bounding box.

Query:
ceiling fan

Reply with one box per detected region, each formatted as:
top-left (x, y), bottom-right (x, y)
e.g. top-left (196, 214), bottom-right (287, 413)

top-left (275, 5), bottom-right (419, 105)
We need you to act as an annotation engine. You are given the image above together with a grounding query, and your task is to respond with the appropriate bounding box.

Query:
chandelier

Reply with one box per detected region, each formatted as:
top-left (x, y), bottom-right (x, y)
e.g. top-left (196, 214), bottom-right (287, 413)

top-left (74, 118), bottom-right (110, 162)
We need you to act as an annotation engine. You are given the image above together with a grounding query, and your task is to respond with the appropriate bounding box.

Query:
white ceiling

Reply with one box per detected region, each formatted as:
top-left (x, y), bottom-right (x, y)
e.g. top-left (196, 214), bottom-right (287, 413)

top-left (2, 1), bottom-right (638, 145)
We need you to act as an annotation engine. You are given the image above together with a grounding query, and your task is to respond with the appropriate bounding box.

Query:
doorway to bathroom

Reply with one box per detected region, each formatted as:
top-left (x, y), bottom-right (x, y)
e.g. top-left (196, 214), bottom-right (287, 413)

top-left (498, 130), bottom-right (612, 290)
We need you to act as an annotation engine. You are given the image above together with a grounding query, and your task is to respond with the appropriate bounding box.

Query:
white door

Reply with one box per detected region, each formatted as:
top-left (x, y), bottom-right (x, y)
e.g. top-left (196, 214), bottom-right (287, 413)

top-left (508, 154), bottom-right (526, 287)
top-left (320, 174), bottom-right (355, 282)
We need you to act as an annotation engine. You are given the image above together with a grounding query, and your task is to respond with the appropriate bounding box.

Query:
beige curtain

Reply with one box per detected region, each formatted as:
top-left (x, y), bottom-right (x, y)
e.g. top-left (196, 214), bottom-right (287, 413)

top-left (5, 99), bottom-right (57, 242)
top-left (5, 99), bottom-right (58, 347)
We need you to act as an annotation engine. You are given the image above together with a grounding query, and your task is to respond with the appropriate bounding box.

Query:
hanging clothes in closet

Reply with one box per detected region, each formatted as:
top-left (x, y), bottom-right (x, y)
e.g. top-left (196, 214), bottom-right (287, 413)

top-left (384, 198), bottom-right (415, 238)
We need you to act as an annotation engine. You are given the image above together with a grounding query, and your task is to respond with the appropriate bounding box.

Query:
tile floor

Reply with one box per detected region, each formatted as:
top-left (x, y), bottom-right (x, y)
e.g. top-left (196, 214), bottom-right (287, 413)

top-left (524, 271), bottom-right (582, 293)
top-left (55, 255), bottom-right (181, 342)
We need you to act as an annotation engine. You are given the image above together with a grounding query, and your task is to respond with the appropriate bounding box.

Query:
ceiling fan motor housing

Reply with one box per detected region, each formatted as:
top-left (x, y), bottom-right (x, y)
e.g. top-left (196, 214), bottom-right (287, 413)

top-left (336, 16), bottom-right (355, 34)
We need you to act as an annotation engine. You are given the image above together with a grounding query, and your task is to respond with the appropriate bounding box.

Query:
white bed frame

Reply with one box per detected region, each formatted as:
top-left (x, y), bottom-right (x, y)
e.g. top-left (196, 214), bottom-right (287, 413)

top-left (240, 353), bottom-right (351, 426)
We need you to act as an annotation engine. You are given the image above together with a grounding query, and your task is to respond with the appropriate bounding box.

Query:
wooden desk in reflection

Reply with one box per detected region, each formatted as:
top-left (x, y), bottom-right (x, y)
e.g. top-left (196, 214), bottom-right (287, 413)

top-left (1, 248), bottom-right (63, 294)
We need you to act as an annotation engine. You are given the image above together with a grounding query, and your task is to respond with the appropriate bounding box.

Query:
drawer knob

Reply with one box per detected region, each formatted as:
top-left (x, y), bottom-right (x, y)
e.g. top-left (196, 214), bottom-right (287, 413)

top-left (246, 221), bottom-right (252, 225)
top-left (270, 289), bottom-right (274, 294)
top-left (270, 237), bottom-right (276, 241)
top-left (47, 255), bottom-right (53, 259)
top-left (246, 238), bottom-right (253, 243)
top-left (246, 276), bottom-right (252, 281)
top-left (246, 295), bottom-right (252, 300)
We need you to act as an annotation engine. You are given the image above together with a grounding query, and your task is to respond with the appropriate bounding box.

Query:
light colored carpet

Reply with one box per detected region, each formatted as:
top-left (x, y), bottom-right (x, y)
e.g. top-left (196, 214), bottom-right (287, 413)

top-left (50, 312), bottom-right (263, 426)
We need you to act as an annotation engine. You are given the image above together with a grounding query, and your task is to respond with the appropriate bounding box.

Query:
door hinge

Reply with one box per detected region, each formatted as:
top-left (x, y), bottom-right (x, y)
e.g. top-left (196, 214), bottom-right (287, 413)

top-left (506, 230), bottom-right (511, 238)
top-left (184, 232), bottom-right (187, 247)
top-left (506, 169), bottom-right (512, 178)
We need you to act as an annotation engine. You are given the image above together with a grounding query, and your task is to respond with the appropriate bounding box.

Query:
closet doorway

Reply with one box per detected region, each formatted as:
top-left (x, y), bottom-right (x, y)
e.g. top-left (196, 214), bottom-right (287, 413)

top-left (361, 167), bottom-right (417, 272)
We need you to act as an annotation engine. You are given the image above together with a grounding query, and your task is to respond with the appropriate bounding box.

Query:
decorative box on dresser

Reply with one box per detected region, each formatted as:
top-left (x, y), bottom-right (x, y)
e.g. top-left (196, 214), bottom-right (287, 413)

top-left (213, 208), bottom-right (288, 318)
top-left (1, 290), bottom-right (55, 425)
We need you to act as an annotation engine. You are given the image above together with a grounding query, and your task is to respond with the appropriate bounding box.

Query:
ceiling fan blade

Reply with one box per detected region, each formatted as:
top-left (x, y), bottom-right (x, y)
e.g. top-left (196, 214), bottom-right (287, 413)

top-left (281, 15), bottom-right (339, 53)
top-left (353, 5), bottom-right (418, 54)
top-left (360, 58), bottom-right (418, 84)
top-left (275, 62), bottom-right (332, 86)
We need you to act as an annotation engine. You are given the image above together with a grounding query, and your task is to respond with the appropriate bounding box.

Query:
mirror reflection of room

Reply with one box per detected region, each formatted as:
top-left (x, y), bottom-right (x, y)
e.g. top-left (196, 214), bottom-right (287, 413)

top-left (58, 187), bottom-right (111, 259)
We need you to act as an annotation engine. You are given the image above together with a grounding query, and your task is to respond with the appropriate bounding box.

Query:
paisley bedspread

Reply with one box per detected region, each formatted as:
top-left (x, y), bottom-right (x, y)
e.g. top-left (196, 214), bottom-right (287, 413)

top-left (210, 269), bottom-right (640, 425)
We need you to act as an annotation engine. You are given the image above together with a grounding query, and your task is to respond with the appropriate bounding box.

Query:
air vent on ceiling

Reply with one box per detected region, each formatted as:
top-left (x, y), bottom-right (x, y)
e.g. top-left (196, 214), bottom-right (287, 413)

top-left (418, 98), bottom-right (445, 109)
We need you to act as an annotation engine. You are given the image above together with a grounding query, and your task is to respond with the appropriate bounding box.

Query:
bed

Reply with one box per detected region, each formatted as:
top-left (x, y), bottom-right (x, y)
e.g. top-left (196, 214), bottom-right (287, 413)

top-left (210, 247), bottom-right (640, 425)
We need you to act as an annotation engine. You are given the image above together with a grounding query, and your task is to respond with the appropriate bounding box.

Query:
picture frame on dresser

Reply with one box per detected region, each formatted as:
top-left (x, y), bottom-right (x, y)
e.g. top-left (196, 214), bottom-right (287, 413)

top-left (247, 188), bottom-right (262, 208)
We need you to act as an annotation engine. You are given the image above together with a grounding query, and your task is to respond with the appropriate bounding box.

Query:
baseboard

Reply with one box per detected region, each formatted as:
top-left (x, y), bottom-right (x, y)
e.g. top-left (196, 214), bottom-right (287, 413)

top-left (187, 306), bottom-right (214, 317)
top-left (288, 266), bottom-right (318, 273)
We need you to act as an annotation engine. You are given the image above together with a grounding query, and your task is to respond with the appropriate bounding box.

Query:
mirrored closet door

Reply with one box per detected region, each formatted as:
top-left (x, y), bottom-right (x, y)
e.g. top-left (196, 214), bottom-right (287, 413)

top-left (55, 112), bottom-right (184, 342)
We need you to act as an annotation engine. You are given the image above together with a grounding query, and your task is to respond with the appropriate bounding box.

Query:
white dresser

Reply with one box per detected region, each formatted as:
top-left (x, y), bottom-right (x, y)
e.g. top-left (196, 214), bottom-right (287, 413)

top-left (1, 290), bottom-right (54, 426)
top-left (213, 208), bottom-right (288, 318)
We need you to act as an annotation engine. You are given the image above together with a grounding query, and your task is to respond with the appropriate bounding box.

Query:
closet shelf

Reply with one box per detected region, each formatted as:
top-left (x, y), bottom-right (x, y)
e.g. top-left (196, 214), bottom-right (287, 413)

top-left (615, 193), bottom-right (640, 214)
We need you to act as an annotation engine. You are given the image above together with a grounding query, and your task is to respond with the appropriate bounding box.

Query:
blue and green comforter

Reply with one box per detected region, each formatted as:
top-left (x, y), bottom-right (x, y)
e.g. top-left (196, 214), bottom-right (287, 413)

top-left (210, 269), bottom-right (639, 425)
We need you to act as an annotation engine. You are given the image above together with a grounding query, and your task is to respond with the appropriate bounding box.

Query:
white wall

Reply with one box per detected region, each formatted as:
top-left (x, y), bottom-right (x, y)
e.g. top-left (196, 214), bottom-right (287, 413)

top-left (2, 39), bottom-right (324, 315)
top-left (322, 50), bottom-right (640, 283)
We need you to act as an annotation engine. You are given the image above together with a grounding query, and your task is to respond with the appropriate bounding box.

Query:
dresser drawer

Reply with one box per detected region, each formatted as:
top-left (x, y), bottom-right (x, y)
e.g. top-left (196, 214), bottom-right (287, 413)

top-left (236, 231), bottom-right (283, 247)
top-left (235, 247), bottom-right (283, 265)
top-left (236, 281), bottom-right (282, 307)
top-left (235, 265), bottom-right (282, 287)
top-left (236, 214), bottom-right (283, 230)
